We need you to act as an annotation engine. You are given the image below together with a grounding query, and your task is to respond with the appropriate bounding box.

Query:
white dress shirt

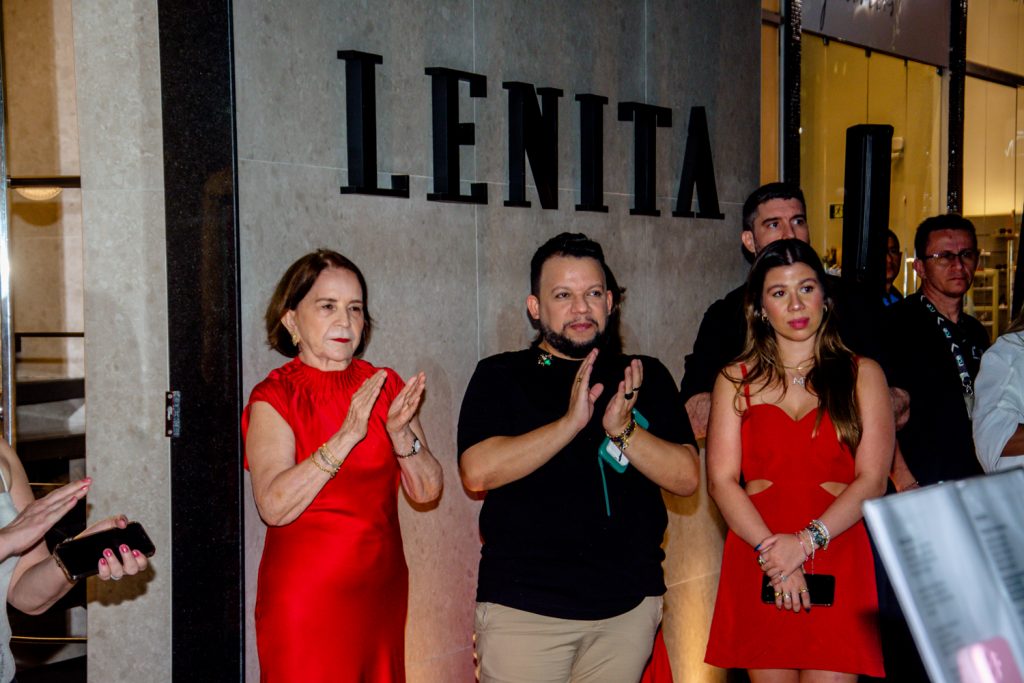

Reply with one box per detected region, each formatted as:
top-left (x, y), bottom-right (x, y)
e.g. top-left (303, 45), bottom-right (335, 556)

top-left (973, 331), bottom-right (1024, 472)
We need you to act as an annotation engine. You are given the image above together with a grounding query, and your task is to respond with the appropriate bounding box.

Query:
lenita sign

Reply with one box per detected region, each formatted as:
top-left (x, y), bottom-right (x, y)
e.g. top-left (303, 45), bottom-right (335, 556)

top-left (338, 50), bottom-right (725, 220)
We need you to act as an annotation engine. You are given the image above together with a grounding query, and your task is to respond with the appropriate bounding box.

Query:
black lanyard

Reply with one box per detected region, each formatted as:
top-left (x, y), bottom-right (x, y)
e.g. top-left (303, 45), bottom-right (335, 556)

top-left (921, 296), bottom-right (980, 414)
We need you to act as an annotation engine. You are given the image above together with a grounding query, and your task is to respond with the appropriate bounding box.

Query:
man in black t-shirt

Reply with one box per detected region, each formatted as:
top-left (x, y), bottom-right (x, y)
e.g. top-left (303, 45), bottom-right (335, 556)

top-left (883, 214), bottom-right (989, 489)
top-left (458, 233), bottom-right (699, 683)
top-left (680, 182), bottom-right (883, 438)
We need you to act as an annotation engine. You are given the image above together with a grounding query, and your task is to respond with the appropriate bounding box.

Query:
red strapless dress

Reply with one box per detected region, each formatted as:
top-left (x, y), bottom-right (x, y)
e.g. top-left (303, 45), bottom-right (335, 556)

top-left (242, 357), bottom-right (407, 683)
top-left (704, 403), bottom-right (884, 676)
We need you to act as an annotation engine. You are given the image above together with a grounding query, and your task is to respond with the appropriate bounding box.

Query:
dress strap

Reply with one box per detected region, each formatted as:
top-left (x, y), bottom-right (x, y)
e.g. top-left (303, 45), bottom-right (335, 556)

top-left (739, 363), bottom-right (752, 410)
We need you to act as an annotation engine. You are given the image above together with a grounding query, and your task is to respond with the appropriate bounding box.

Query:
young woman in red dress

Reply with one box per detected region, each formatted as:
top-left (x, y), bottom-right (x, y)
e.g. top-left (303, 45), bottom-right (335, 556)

top-left (243, 250), bottom-right (443, 683)
top-left (704, 239), bottom-right (892, 681)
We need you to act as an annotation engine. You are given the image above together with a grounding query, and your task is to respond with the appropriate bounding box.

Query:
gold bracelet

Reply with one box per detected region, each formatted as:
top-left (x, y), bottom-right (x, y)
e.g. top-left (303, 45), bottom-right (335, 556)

top-left (318, 443), bottom-right (342, 468)
top-left (309, 455), bottom-right (335, 478)
top-left (309, 448), bottom-right (338, 478)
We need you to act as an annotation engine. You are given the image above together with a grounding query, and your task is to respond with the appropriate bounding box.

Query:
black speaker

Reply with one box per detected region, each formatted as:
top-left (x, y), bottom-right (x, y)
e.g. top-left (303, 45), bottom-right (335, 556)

top-left (841, 124), bottom-right (893, 296)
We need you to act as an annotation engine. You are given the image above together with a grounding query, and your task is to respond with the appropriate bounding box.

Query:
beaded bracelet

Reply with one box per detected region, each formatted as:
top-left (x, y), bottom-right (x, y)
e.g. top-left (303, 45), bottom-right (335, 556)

top-left (606, 414), bottom-right (638, 451)
top-left (806, 519), bottom-right (831, 551)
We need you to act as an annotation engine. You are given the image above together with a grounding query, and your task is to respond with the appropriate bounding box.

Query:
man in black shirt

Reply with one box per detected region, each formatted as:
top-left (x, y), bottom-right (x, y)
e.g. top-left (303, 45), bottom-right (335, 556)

top-left (679, 182), bottom-right (881, 437)
top-left (884, 214), bottom-right (988, 488)
top-left (458, 233), bottom-right (699, 683)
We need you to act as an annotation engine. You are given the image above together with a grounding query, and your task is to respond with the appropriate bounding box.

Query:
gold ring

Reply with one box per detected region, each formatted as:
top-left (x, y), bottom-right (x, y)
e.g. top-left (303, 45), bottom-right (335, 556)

top-left (774, 591), bottom-right (782, 599)
top-left (799, 587), bottom-right (808, 594)
top-left (757, 556), bottom-right (766, 568)
top-left (575, 377), bottom-right (583, 384)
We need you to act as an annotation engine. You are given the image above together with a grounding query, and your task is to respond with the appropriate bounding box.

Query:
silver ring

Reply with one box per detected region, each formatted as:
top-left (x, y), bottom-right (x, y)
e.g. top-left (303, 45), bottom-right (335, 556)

top-left (783, 592), bottom-right (792, 601)
top-left (110, 575), bottom-right (122, 581)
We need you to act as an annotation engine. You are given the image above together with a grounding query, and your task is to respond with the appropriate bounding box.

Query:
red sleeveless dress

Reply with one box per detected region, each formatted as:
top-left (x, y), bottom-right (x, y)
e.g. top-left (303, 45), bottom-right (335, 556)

top-left (704, 390), bottom-right (884, 676)
top-left (242, 357), bottom-right (407, 683)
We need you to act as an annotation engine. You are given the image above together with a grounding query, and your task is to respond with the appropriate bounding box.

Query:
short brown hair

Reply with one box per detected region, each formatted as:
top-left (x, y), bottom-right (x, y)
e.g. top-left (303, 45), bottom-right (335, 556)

top-left (265, 249), bottom-right (373, 357)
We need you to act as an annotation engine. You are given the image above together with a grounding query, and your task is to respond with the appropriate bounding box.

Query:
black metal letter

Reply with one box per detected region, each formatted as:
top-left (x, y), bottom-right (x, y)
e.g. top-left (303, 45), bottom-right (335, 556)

top-left (673, 107), bottom-right (725, 220)
top-left (503, 82), bottom-right (562, 209)
top-left (337, 50), bottom-right (409, 197)
top-left (575, 94), bottom-right (608, 213)
top-left (618, 102), bottom-right (672, 216)
top-left (424, 67), bottom-right (487, 204)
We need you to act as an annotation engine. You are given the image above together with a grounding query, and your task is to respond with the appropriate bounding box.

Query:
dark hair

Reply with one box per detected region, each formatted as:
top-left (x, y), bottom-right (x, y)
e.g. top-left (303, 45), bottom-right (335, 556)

top-left (735, 238), bottom-right (861, 451)
top-left (265, 249), bottom-right (373, 357)
top-left (887, 229), bottom-right (900, 250)
top-left (913, 214), bottom-right (976, 259)
top-left (742, 182), bottom-right (806, 232)
top-left (528, 232), bottom-right (624, 353)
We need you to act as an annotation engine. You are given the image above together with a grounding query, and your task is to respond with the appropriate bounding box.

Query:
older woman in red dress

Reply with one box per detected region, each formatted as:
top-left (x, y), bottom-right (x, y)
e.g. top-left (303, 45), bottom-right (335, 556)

top-left (243, 249), bottom-right (443, 682)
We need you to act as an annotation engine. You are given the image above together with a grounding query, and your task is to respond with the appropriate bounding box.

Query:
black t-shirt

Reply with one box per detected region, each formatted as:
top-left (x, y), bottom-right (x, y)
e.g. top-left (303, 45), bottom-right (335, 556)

top-left (882, 293), bottom-right (989, 485)
top-left (457, 347), bottom-right (695, 620)
top-left (679, 275), bottom-right (884, 403)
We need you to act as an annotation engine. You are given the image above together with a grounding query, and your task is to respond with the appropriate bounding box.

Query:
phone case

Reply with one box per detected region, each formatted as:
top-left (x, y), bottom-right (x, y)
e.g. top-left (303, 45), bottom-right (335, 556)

top-left (53, 521), bottom-right (156, 582)
top-left (761, 572), bottom-right (835, 606)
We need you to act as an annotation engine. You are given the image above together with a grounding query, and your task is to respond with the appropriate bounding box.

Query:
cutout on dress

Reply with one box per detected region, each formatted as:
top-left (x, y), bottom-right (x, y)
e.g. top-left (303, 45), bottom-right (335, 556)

top-left (820, 481), bottom-right (846, 497)
top-left (745, 479), bottom-right (773, 495)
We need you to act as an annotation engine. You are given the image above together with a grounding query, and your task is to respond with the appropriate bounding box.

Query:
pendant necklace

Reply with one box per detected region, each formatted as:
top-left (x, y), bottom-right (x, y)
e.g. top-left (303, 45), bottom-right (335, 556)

top-left (783, 360), bottom-right (813, 388)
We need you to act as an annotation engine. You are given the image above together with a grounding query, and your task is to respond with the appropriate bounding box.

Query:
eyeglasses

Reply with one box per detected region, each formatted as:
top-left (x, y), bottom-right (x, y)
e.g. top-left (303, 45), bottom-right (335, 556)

top-left (923, 249), bottom-right (980, 267)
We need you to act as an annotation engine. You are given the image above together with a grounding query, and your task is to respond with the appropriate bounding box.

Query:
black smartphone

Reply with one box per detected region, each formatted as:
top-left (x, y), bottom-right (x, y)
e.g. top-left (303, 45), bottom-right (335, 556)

top-left (53, 522), bottom-right (155, 582)
top-left (761, 573), bottom-right (835, 606)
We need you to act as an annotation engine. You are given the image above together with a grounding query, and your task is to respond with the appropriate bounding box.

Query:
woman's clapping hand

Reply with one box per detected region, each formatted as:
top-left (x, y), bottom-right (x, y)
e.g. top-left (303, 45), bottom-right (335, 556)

top-left (0, 478), bottom-right (91, 560)
top-left (387, 372), bottom-right (426, 439)
top-left (337, 370), bottom-right (388, 448)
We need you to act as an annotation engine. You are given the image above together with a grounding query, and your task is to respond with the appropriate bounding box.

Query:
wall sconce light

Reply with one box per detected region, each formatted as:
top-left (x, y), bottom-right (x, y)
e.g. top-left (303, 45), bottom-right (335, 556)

top-left (7, 176), bottom-right (79, 201)
top-left (13, 186), bottom-right (61, 201)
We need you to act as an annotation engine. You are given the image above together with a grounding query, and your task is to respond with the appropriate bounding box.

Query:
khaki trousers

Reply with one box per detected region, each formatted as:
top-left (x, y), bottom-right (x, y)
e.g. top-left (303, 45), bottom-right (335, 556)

top-left (474, 596), bottom-right (663, 683)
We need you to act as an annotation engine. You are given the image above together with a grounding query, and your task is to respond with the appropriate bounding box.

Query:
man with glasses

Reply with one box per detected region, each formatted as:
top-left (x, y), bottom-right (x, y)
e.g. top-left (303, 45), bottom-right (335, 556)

top-left (883, 214), bottom-right (988, 489)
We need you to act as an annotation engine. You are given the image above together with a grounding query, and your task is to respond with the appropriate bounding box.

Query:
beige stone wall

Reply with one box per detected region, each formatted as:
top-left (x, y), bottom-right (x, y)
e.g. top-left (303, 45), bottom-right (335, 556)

top-left (235, 1), bottom-right (757, 681)
top-left (71, 1), bottom-right (171, 681)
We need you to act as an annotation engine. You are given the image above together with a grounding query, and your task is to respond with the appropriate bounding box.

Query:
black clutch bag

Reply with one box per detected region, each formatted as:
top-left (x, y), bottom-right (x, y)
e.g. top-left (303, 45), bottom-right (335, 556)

top-left (761, 572), bottom-right (835, 606)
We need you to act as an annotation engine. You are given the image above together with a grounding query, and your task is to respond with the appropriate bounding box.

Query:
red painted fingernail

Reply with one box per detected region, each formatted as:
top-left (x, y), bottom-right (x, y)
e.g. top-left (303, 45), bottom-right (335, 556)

top-left (132, 550), bottom-right (141, 558)
top-left (99, 558), bottom-right (107, 566)
top-left (104, 549), bottom-right (113, 558)
top-left (119, 544), bottom-right (129, 553)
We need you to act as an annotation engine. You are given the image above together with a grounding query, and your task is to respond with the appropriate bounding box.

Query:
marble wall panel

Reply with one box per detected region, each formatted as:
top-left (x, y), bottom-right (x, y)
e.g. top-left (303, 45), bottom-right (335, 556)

top-left (234, 0), bottom-right (475, 178)
top-left (647, 0), bottom-right (761, 206)
top-left (472, 1), bottom-right (644, 198)
top-left (72, 1), bottom-right (170, 681)
top-left (79, 187), bottom-right (169, 682)
top-left (234, 2), bottom-right (758, 681)
top-left (71, 1), bottom-right (164, 192)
